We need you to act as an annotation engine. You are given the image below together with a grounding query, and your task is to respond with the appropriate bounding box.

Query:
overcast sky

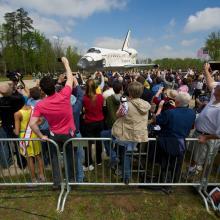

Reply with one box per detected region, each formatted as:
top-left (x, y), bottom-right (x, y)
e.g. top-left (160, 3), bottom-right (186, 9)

top-left (1, 0), bottom-right (220, 59)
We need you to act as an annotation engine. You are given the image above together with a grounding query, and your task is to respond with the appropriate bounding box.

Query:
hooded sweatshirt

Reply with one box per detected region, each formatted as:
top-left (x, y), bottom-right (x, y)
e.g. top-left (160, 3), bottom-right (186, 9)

top-left (105, 94), bottom-right (121, 129)
top-left (112, 98), bottom-right (151, 142)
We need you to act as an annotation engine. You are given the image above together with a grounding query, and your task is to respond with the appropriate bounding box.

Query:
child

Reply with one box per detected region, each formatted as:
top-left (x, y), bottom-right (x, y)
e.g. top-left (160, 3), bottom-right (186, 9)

top-left (14, 103), bottom-right (45, 183)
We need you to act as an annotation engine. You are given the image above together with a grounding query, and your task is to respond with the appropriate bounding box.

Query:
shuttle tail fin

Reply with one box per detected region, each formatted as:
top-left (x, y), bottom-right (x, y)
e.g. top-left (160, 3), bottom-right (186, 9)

top-left (122, 30), bottom-right (131, 51)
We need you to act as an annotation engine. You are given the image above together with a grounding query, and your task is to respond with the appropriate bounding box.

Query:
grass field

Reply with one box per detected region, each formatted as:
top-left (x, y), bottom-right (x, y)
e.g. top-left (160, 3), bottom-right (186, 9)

top-left (0, 186), bottom-right (218, 220)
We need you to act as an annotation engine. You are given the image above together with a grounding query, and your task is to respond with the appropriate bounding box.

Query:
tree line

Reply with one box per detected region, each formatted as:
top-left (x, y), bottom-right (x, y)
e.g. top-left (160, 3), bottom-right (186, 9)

top-left (0, 8), bottom-right (80, 75)
top-left (150, 31), bottom-right (220, 72)
top-left (153, 58), bottom-right (204, 72)
top-left (0, 8), bottom-right (219, 75)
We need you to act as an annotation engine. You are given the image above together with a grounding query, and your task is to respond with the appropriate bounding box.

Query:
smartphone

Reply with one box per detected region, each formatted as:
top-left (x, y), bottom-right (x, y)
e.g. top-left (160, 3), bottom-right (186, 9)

top-left (17, 84), bottom-right (24, 89)
top-left (209, 61), bottom-right (220, 71)
top-left (57, 58), bottom-right (62, 62)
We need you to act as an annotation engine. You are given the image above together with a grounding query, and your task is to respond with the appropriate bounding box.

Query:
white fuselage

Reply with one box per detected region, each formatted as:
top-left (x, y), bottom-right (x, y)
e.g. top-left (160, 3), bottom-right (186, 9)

top-left (77, 47), bottom-right (138, 69)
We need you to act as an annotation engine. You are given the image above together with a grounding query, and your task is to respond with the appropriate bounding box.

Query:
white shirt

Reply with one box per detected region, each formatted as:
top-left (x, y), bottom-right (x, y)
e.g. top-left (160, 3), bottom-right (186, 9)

top-left (195, 82), bottom-right (220, 137)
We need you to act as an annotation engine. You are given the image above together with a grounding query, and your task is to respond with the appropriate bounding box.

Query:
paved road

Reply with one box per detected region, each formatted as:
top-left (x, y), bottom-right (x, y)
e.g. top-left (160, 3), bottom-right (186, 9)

top-left (0, 79), bottom-right (37, 88)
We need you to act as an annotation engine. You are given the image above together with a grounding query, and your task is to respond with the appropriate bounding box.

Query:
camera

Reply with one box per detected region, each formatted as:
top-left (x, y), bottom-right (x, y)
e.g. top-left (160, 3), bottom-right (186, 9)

top-left (198, 91), bottom-right (210, 103)
top-left (209, 61), bottom-right (220, 71)
top-left (6, 71), bottom-right (23, 82)
top-left (57, 58), bottom-right (62, 62)
top-left (17, 84), bottom-right (24, 90)
top-left (163, 99), bottom-right (175, 108)
top-left (72, 72), bottom-right (77, 76)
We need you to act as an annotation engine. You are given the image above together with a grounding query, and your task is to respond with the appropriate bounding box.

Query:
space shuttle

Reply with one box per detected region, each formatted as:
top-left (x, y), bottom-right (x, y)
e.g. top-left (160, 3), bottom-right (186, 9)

top-left (77, 30), bottom-right (156, 70)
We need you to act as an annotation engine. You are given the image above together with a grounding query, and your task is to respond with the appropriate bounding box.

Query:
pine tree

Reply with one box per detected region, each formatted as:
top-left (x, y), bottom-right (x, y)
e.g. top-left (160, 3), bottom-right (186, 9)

top-left (3, 12), bottom-right (18, 47)
top-left (16, 8), bottom-right (33, 48)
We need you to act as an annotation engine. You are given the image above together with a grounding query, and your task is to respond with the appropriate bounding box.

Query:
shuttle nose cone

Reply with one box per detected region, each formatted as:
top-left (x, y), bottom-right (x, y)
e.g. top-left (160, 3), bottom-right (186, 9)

top-left (77, 57), bottom-right (94, 69)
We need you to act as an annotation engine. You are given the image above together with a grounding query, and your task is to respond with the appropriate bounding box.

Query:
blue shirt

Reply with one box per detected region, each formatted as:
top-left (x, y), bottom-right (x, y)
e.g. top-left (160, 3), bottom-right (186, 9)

top-left (27, 98), bottom-right (49, 131)
top-left (27, 98), bottom-right (39, 107)
top-left (156, 107), bottom-right (196, 138)
top-left (72, 86), bottom-right (84, 133)
top-left (151, 83), bottom-right (164, 96)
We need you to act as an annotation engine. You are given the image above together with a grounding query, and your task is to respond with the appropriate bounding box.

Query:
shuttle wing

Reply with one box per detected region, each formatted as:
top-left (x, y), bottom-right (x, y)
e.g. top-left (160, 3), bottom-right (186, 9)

top-left (123, 64), bottom-right (159, 68)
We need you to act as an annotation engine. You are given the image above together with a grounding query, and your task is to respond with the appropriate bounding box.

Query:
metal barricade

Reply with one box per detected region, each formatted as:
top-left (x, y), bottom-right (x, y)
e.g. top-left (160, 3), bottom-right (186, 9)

top-left (0, 138), bottom-right (65, 212)
top-left (59, 137), bottom-right (212, 212)
top-left (195, 139), bottom-right (220, 213)
top-left (0, 137), bottom-right (217, 213)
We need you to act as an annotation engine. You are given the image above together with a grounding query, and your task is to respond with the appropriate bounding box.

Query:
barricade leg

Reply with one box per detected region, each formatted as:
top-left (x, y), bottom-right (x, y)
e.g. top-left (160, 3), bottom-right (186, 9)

top-left (58, 139), bottom-right (74, 212)
top-left (198, 188), bottom-right (210, 213)
top-left (192, 142), bottom-right (212, 213)
top-left (57, 182), bottom-right (66, 212)
top-left (201, 144), bottom-right (219, 212)
top-left (60, 184), bottom-right (71, 212)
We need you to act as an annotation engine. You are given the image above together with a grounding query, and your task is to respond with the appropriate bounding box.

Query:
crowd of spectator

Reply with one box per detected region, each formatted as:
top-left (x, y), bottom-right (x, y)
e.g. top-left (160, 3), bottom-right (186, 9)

top-left (0, 58), bottom-right (220, 186)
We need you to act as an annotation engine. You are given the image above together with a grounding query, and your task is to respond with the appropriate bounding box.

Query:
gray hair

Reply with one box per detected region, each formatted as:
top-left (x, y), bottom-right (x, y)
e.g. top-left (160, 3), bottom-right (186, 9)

top-left (175, 92), bottom-right (191, 107)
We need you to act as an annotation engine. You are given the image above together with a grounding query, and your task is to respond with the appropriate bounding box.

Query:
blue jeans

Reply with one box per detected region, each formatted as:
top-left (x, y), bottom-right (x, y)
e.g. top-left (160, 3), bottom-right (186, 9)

top-left (40, 129), bottom-right (50, 166)
top-left (75, 132), bottom-right (84, 182)
top-left (100, 129), bottom-right (137, 180)
top-left (114, 139), bottom-right (137, 180)
top-left (0, 127), bottom-right (13, 168)
top-left (49, 133), bottom-right (84, 185)
top-left (119, 146), bottom-right (132, 180)
top-left (100, 130), bottom-right (117, 161)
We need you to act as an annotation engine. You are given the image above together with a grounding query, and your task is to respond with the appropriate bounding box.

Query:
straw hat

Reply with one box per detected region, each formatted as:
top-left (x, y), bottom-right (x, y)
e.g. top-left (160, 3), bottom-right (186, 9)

top-left (198, 75), bottom-right (203, 80)
top-left (166, 89), bottom-right (178, 99)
